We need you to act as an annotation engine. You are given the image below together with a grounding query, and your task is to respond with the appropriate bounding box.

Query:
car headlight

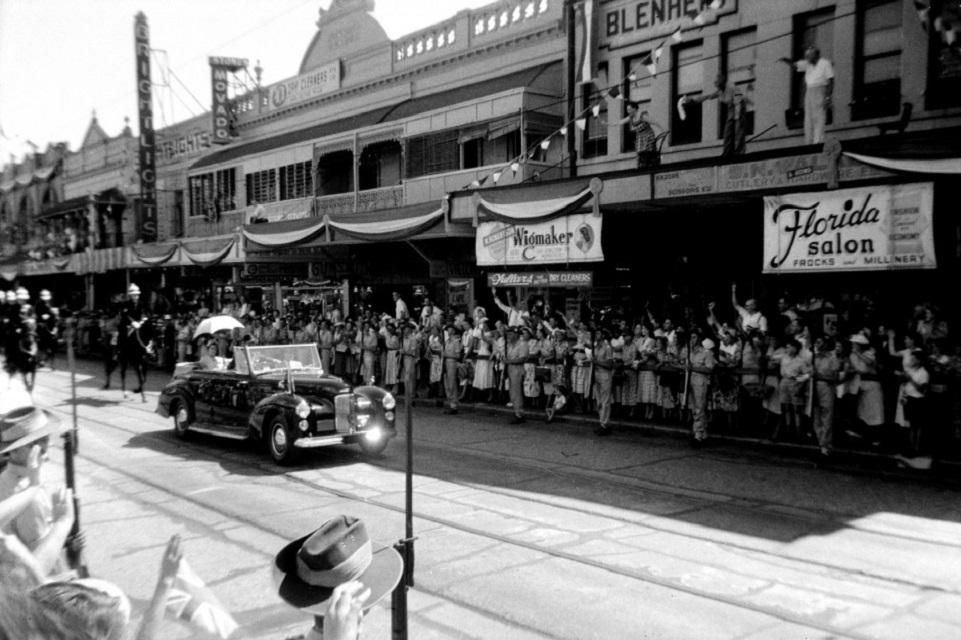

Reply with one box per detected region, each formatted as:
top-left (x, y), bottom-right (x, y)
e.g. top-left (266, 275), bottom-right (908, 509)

top-left (382, 393), bottom-right (396, 410)
top-left (355, 396), bottom-right (373, 410)
top-left (295, 399), bottom-right (310, 418)
top-left (364, 427), bottom-right (382, 442)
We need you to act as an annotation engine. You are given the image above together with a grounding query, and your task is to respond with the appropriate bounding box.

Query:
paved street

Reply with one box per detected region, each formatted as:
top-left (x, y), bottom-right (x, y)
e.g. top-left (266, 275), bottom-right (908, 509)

top-left (4, 360), bottom-right (961, 640)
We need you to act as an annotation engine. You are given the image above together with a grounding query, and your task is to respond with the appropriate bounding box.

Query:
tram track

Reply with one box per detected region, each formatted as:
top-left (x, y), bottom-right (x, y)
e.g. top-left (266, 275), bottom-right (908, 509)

top-left (39, 390), bottom-right (956, 640)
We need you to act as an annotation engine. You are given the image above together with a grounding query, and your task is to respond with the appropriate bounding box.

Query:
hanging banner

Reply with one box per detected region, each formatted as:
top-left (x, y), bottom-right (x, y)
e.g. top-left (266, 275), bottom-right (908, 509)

top-left (134, 12), bottom-right (158, 242)
top-left (763, 183), bottom-right (936, 274)
top-left (209, 57), bottom-right (247, 144)
top-left (476, 213), bottom-right (603, 266)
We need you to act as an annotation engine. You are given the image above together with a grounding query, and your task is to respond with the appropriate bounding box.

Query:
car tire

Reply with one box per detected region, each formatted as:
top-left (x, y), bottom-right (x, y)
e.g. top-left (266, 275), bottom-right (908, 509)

top-left (172, 401), bottom-right (191, 439)
top-left (267, 414), bottom-right (297, 465)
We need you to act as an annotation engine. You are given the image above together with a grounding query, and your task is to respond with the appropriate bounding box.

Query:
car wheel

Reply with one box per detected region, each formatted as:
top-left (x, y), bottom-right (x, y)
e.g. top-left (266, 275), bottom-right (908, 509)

top-left (172, 402), bottom-right (191, 439)
top-left (267, 415), bottom-right (296, 465)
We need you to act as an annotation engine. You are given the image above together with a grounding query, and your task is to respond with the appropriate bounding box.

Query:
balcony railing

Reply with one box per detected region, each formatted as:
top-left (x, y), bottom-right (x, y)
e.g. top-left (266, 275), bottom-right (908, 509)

top-left (315, 185), bottom-right (404, 217)
top-left (186, 210), bottom-right (244, 238)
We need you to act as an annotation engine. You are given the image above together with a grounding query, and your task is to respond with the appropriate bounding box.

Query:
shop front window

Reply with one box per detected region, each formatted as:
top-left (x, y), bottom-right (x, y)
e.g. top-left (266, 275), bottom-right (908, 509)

top-left (853, 0), bottom-right (902, 120)
top-left (789, 7), bottom-right (835, 130)
top-left (672, 42), bottom-right (703, 145)
top-left (722, 28), bottom-right (756, 138)
top-left (622, 53), bottom-right (653, 153)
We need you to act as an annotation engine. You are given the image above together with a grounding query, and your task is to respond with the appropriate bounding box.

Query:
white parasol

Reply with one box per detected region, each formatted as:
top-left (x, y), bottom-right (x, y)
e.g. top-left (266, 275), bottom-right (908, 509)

top-left (193, 315), bottom-right (244, 339)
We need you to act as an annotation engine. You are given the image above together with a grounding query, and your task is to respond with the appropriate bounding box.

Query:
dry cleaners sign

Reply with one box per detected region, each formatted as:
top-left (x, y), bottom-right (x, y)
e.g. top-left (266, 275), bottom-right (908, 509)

top-left (476, 213), bottom-right (603, 266)
top-left (763, 183), bottom-right (935, 274)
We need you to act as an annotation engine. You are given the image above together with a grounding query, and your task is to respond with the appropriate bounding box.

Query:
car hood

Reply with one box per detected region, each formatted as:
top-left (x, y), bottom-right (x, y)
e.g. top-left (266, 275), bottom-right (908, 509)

top-left (259, 371), bottom-right (351, 397)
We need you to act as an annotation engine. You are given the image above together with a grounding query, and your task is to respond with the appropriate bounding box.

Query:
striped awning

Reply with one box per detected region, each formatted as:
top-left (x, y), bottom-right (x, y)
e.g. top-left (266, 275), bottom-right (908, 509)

top-left (182, 236), bottom-right (235, 266)
top-left (76, 247), bottom-right (127, 274)
top-left (243, 217), bottom-right (327, 248)
top-left (475, 178), bottom-right (602, 224)
top-left (326, 205), bottom-right (444, 242)
top-left (132, 242), bottom-right (180, 266)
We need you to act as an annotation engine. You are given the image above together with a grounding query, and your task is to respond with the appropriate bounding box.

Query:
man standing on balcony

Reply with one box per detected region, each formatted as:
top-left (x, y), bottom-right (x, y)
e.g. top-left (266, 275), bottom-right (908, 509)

top-left (780, 45), bottom-right (834, 145)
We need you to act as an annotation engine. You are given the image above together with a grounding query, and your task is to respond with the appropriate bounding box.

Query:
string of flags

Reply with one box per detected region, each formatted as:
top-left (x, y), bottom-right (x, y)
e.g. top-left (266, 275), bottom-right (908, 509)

top-left (464, 0), bottom-right (727, 191)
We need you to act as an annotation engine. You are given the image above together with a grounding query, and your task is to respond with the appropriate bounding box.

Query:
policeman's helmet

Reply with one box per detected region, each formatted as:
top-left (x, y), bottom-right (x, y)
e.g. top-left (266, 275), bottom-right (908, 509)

top-left (4, 290), bottom-right (16, 304)
top-left (15, 287), bottom-right (29, 302)
top-left (128, 283), bottom-right (141, 296)
top-left (40, 289), bottom-right (52, 302)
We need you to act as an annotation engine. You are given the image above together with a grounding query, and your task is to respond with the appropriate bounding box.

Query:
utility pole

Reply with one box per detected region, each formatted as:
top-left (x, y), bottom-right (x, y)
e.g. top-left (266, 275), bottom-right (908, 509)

top-left (566, 0), bottom-right (579, 178)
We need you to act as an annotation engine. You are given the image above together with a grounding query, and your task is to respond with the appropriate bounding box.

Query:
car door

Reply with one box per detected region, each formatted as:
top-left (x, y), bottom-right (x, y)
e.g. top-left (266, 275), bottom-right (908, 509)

top-left (209, 371), bottom-right (251, 430)
top-left (188, 371), bottom-right (224, 425)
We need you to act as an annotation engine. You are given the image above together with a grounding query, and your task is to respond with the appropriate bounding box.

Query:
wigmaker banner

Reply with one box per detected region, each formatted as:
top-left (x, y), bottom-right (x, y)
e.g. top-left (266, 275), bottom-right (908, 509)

top-left (476, 213), bottom-right (603, 266)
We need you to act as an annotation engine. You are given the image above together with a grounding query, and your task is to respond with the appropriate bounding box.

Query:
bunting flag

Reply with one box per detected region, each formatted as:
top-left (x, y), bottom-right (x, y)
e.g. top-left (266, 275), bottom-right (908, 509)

top-left (591, 103), bottom-right (601, 117)
top-left (327, 205), bottom-right (444, 242)
top-left (643, 54), bottom-right (657, 76)
top-left (182, 237), bottom-right (235, 266)
top-left (628, 71), bottom-right (637, 81)
top-left (243, 217), bottom-right (326, 248)
top-left (710, 0), bottom-right (723, 9)
top-left (492, 171), bottom-right (503, 183)
top-left (559, 125), bottom-right (568, 136)
top-left (540, 138), bottom-right (551, 151)
top-left (690, 11), bottom-right (706, 26)
top-left (607, 87), bottom-right (621, 99)
top-left (654, 46), bottom-right (663, 61)
top-left (510, 161), bottom-right (520, 174)
top-left (132, 242), bottom-right (179, 266)
top-left (575, 118), bottom-right (587, 130)
top-left (671, 26), bottom-right (683, 42)
top-left (166, 558), bottom-right (238, 639)
top-left (477, 179), bottom-right (597, 223)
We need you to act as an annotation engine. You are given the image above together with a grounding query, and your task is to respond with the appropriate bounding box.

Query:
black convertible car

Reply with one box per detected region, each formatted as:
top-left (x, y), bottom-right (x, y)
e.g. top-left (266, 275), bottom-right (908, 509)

top-left (156, 343), bottom-right (396, 464)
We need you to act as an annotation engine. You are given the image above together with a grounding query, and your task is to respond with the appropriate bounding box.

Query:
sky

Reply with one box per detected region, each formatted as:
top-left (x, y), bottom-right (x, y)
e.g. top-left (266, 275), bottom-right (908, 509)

top-left (0, 0), bottom-right (493, 159)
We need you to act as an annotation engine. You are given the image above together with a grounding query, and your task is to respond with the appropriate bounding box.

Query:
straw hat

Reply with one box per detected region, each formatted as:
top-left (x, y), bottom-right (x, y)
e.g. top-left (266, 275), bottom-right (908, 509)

top-left (0, 406), bottom-right (64, 455)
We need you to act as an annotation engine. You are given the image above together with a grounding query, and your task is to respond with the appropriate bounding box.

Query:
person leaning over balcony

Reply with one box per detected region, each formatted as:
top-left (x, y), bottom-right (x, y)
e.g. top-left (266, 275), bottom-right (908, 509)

top-left (779, 45), bottom-right (834, 145)
top-left (682, 73), bottom-right (751, 156)
top-left (614, 101), bottom-right (663, 169)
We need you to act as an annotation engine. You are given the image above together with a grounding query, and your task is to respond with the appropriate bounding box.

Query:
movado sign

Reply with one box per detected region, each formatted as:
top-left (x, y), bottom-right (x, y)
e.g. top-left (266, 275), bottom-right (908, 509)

top-left (209, 57), bottom-right (247, 144)
top-left (763, 183), bottom-right (936, 274)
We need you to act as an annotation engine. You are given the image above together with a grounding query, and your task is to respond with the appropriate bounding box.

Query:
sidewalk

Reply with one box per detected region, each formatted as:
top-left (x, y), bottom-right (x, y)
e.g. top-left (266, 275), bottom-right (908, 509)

top-left (444, 394), bottom-right (961, 484)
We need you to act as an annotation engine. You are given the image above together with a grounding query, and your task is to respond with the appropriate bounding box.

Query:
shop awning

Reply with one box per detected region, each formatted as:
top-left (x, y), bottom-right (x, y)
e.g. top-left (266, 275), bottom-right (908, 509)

top-left (182, 236), bottom-right (235, 266)
top-left (132, 242), bottom-right (179, 266)
top-left (76, 247), bottom-right (127, 275)
top-left (326, 202), bottom-right (443, 242)
top-left (842, 126), bottom-right (961, 174)
top-left (475, 178), bottom-right (601, 224)
top-left (38, 195), bottom-right (91, 220)
top-left (244, 217), bottom-right (327, 248)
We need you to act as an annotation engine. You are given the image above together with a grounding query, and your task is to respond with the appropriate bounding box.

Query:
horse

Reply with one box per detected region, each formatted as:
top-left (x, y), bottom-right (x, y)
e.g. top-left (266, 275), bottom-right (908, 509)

top-left (118, 319), bottom-right (154, 402)
top-left (3, 326), bottom-right (38, 394)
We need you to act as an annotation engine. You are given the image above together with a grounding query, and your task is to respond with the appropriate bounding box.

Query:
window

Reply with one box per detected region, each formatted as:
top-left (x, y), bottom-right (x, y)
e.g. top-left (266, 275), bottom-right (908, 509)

top-left (316, 150), bottom-right (353, 195)
top-left (622, 54), bottom-right (654, 153)
top-left (722, 29), bottom-right (756, 137)
top-left (214, 168), bottom-right (237, 211)
top-left (359, 141), bottom-right (402, 190)
top-left (463, 137), bottom-right (484, 169)
top-left (790, 7), bottom-right (835, 128)
top-left (672, 42), bottom-right (703, 145)
top-left (245, 168), bottom-right (277, 205)
top-left (172, 189), bottom-right (184, 237)
top-left (926, 0), bottom-right (961, 108)
top-left (279, 161), bottom-right (313, 200)
top-left (853, 0), bottom-right (902, 119)
top-left (406, 132), bottom-right (459, 178)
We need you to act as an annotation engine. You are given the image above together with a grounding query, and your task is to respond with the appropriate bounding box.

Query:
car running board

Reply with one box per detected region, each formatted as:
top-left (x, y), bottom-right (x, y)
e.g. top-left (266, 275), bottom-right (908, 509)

top-left (188, 424), bottom-right (249, 440)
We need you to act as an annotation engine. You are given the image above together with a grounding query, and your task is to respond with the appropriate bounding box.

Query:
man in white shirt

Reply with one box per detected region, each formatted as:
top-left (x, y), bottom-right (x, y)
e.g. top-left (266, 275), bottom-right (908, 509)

top-left (731, 283), bottom-right (768, 334)
top-left (393, 291), bottom-right (409, 321)
top-left (491, 289), bottom-right (529, 327)
top-left (781, 45), bottom-right (834, 144)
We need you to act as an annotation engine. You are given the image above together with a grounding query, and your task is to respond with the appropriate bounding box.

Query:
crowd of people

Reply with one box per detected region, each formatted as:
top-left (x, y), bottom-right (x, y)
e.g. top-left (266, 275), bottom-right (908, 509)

top-left (63, 281), bottom-right (953, 467)
top-left (5, 279), bottom-right (961, 468)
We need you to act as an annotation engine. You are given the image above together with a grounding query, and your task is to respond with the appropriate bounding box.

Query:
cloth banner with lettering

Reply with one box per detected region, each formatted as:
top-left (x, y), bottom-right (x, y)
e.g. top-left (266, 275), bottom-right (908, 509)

top-left (476, 213), bottom-right (603, 266)
top-left (763, 182), bottom-right (936, 274)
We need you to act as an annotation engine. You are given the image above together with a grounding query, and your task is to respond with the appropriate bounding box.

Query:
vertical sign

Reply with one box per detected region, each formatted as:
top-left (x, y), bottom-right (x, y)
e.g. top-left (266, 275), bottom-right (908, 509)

top-left (134, 12), bottom-right (158, 242)
top-left (209, 57), bottom-right (247, 144)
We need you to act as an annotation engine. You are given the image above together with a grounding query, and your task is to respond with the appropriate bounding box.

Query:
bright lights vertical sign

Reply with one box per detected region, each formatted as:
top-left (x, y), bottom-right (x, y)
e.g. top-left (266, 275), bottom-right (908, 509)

top-left (134, 12), bottom-right (158, 242)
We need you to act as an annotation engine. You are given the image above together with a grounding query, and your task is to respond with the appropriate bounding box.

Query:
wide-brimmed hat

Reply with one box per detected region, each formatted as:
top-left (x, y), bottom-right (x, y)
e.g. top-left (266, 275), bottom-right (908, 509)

top-left (273, 515), bottom-right (402, 616)
top-left (849, 334), bottom-right (870, 346)
top-left (0, 406), bottom-right (64, 455)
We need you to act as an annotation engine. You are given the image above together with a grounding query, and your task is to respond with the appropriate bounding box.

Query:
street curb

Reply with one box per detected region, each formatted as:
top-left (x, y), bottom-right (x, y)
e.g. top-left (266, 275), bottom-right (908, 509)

top-left (433, 396), bottom-right (961, 485)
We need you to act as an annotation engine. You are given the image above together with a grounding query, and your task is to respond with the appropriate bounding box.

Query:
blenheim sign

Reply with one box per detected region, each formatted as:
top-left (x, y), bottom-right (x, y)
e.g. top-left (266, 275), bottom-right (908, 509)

top-left (763, 183), bottom-right (935, 274)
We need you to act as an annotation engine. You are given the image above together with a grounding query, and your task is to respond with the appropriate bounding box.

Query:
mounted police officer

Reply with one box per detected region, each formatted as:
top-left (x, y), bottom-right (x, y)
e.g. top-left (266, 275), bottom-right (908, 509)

top-left (35, 289), bottom-right (59, 369)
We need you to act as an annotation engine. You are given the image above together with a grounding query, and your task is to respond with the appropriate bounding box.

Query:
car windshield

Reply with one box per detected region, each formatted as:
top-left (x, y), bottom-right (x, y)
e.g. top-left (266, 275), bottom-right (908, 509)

top-left (246, 344), bottom-right (324, 375)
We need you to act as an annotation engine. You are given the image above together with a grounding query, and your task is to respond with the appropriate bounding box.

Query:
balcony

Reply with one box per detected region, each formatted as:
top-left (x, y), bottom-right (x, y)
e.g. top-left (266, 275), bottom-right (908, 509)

top-left (315, 185), bottom-right (404, 217)
top-left (186, 210), bottom-right (244, 238)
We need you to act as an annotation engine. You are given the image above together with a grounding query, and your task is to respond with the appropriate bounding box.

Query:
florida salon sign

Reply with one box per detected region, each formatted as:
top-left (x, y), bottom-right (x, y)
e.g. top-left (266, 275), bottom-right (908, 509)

top-left (476, 213), bottom-right (604, 266)
top-left (763, 183), bottom-right (935, 274)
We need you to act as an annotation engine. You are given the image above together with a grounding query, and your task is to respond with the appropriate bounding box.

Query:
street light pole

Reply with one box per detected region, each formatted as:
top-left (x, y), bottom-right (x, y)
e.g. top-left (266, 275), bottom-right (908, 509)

top-left (391, 360), bottom-right (416, 640)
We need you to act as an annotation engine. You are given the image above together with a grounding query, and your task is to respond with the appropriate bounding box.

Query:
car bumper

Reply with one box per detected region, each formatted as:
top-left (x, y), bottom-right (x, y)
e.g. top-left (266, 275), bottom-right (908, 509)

top-left (293, 425), bottom-right (396, 449)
